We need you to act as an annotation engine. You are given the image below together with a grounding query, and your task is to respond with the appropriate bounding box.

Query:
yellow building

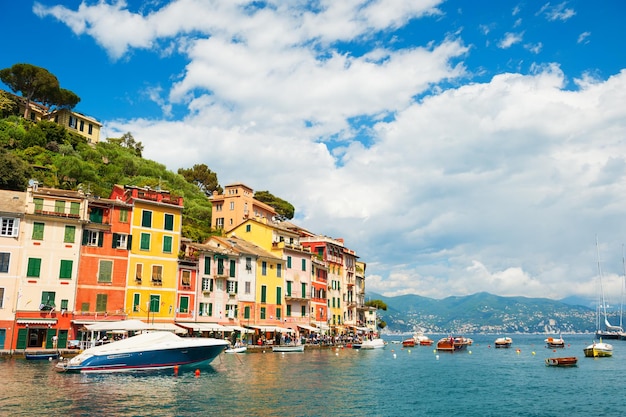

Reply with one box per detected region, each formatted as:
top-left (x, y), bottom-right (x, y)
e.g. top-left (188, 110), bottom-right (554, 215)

top-left (111, 185), bottom-right (183, 324)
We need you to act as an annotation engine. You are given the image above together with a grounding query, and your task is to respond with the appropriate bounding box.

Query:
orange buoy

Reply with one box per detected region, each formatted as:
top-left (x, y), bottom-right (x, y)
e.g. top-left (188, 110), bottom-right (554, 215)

top-left (195, 369), bottom-right (200, 377)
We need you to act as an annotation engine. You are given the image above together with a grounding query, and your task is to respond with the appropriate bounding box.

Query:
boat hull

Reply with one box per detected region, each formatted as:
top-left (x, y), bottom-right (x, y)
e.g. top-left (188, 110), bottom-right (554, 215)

top-left (494, 337), bottom-right (513, 348)
top-left (583, 342), bottom-right (613, 358)
top-left (545, 357), bottom-right (578, 367)
top-left (272, 345), bottom-right (305, 353)
top-left (359, 339), bottom-right (386, 349)
top-left (56, 332), bottom-right (228, 373)
top-left (225, 346), bottom-right (247, 354)
top-left (436, 337), bottom-right (469, 352)
top-left (25, 352), bottom-right (60, 361)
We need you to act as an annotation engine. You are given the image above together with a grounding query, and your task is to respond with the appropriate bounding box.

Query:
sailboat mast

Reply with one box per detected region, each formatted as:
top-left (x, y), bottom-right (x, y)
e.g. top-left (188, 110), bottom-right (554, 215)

top-left (596, 237), bottom-right (608, 322)
top-left (621, 244), bottom-right (625, 330)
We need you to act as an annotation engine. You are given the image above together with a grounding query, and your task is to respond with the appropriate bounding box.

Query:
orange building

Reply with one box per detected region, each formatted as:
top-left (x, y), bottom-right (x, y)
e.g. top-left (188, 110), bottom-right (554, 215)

top-left (209, 183), bottom-right (277, 232)
top-left (74, 196), bottom-right (133, 330)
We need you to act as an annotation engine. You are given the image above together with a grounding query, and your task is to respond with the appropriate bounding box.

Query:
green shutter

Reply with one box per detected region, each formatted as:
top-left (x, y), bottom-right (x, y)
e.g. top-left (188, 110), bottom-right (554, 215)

top-left (287, 256), bottom-right (292, 268)
top-left (286, 304), bottom-right (291, 316)
top-left (163, 235), bottom-right (172, 253)
top-left (27, 258), bottom-right (41, 277)
top-left (64, 225), bottom-right (75, 243)
top-left (230, 260), bottom-right (236, 277)
top-left (204, 256), bottom-right (211, 274)
top-left (16, 329), bottom-right (28, 349)
top-left (302, 283), bottom-right (306, 298)
top-left (208, 303), bottom-right (213, 316)
top-left (244, 306), bottom-right (250, 319)
top-left (32, 222), bottom-right (44, 240)
top-left (70, 202), bottom-right (80, 215)
top-left (261, 286), bottom-right (267, 303)
top-left (140, 233), bottom-right (150, 250)
top-left (54, 200), bottom-right (65, 214)
top-left (164, 214), bottom-right (174, 231)
top-left (59, 260), bottom-right (73, 279)
top-left (97, 231), bottom-right (103, 247)
top-left (96, 294), bottom-right (107, 312)
top-left (287, 281), bottom-right (292, 296)
top-left (112, 233), bottom-right (119, 248)
top-left (142, 210), bottom-right (152, 227)
top-left (209, 278), bottom-right (214, 291)
top-left (127, 235), bottom-right (132, 250)
top-left (33, 198), bottom-right (43, 212)
top-left (277, 287), bottom-right (282, 303)
top-left (99, 260), bottom-right (113, 283)
top-left (133, 294), bottom-right (140, 312)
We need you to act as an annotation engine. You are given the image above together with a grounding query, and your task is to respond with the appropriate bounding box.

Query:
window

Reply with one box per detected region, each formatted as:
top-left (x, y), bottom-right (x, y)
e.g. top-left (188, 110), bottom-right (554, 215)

top-left (70, 202), bottom-right (80, 216)
top-left (277, 264), bottom-right (282, 277)
top-left (230, 260), bottom-right (236, 277)
top-left (202, 277), bottom-right (211, 291)
top-left (149, 295), bottom-right (160, 313)
top-left (133, 293), bottom-right (141, 312)
top-left (1, 217), bottom-right (19, 237)
top-left (227, 280), bottom-right (237, 294)
top-left (33, 198), bottom-right (43, 212)
top-left (302, 259), bottom-right (306, 271)
top-left (79, 120), bottom-right (84, 132)
top-left (245, 281), bottom-right (251, 294)
top-left (245, 257), bottom-right (252, 271)
top-left (32, 222), bottom-right (44, 240)
top-left (286, 281), bottom-right (292, 296)
top-left (226, 304), bottom-right (237, 318)
top-left (204, 257), bottom-right (211, 275)
top-left (119, 209), bottom-right (129, 223)
top-left (98, 260), bottom-right (113, 283)
top-left (88, 124), bottom-right (93, 135)
top-left (244, 306), bottom-right (250, 319)
top-left (141, 210), bottom-right (152, 227)
top-left (276, 307), bottom-right (281, 320)
top-left (246, 224), bottom-right (251, 232)
top-left (140, 233), bottom-right (150, 250)
top-left (276, 287), bottom-right (282, 303)
top-left (59, 260), bottom-right (73, 279)
top-left (286, 304), bottom-right (292, 316)
top-left (64, 225), bottom-right (76, 243)
top-left (96, 294), bottom-right (107, 312)
top-left (199, 302), bottom-right (213, 316)
top-left (81, 302), bottom-right (89, 312)
top-left (164, 214), bottom-right (174, 231)
top-left (261, 285), bottom-right (267, 303)
top-left (112, 233), bottom-right (129, 249)
top-left (0, 253), bottom-right (10, 273)
top-left (83, 230), bottom-right (103, 247)
top-left (27, 258), bottom-right (41, 277)
top-left (260, 307), bottom-right (266, 319)
top-left (216, 218), bottom-right (224, 228)
top-left (287, 256), bottom-right (292, 268)
top-left (152, 265), bottom-right (163, 284)
top-left (135, 264), bottom-right (143, 283)
top-left (41, 291), bottom-right (55, 309)
top-left (181, 270), bottom-right (191, 287)
top-left (54, 200), bottom-right (65, 214)
top-left (179, 296), bottom-right (189, 313)
top-left (230, 201), bottom-right (235, 210)
top-left (0, 288), bottom-right (4, 308)
top-left (217, 258), bottom-right (224, 275)
top-left (301, 305), bottom-right (306, 317)
top-left (89, 207), bottom-right (103, 223)
top-left (163, 235), bottom-right (173, 253)
top-left (302, 283), bottom-right (306, 299)
top-left (262, 261), bottom-right (267, 276)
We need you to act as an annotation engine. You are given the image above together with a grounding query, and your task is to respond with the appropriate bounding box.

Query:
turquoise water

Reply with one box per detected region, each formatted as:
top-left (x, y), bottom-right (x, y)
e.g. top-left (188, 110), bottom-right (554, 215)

top-left (0, 334), bottom-right (623, 416)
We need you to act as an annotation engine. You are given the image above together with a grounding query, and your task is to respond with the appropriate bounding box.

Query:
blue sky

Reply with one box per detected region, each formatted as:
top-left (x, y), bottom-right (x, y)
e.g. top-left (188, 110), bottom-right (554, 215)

top-left (3, 1), bottom-right (626, 301)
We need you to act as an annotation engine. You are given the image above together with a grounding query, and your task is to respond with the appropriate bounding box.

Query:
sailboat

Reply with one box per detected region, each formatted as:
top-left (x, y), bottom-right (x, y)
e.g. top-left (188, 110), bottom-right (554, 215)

top-left (594, 238), bottom-right (622, 340)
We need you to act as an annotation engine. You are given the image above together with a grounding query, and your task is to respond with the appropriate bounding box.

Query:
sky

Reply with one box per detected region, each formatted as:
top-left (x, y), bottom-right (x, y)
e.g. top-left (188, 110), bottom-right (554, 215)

top-left (3, 1), bottom-right (626, 302)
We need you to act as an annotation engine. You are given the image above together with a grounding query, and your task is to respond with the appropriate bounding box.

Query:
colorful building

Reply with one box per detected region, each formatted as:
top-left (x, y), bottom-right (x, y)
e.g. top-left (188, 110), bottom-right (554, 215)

top-left (209, 183), bottom-right (277, 231)
top-left (14, 184), bottom-right (89, 350)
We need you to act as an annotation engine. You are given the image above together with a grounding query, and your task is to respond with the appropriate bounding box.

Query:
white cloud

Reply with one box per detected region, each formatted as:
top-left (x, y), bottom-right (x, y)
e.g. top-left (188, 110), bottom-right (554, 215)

top-left (498, 32), bottom-right (524, 49)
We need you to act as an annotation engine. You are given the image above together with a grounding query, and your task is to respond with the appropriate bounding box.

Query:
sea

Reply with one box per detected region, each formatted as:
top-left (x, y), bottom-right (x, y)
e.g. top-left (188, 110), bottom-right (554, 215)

top-left (0, 334), bottom-right (623, 417)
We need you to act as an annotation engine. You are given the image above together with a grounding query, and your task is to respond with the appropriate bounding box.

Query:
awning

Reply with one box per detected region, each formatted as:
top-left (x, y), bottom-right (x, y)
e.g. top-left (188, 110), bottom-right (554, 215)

top-left (177, 322), bottom-right (227, 332)
top-left (16, 318), bottom-right (57, 325)
top-left (223, 325), bottom-right (254, 334)
top-left (297, 324), bottom-right (320, 332)
top-left (149, 323), bottom-right (187, 334)
top-left (85, 319), bottom-right (149, 331)
top-left (247, 325), bottom-right (294, 333)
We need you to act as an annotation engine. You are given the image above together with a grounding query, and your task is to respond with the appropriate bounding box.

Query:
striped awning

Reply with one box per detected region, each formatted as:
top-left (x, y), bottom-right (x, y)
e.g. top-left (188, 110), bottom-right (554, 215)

top-left (176, 322), bottom-right (227, 332)
top-left (297, 324), bottom-right (320, 332)
top-left (16, 318), bottom-right (57, 325)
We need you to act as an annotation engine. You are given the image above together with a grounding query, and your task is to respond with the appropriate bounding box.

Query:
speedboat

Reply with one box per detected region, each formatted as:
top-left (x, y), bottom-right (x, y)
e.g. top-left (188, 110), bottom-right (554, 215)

top-left (436, 336), bottom-right (470, 352)
top-left (545, 336), bottom-right (565, 348)
top-left (225, 345), bottom-right (248, 354)
top-left (55, 331), bottom-right (228, 373)
top-left (494, 337), bottom-right (513, 348)
top-left (359, 338), bottom-right (386, 349)
top-left (545, 357), bottom-right (578, 367)
top-left (583, 340), bottom-right (613, 358)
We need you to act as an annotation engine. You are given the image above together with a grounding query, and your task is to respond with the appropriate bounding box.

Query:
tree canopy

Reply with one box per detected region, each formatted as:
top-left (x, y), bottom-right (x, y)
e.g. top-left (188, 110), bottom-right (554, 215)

top-left (0, 63), bottom-right (80, 117)
top-left (178, 163), bottom-right (222, 196)
top-left (254, 190), bottom-right (295, 219)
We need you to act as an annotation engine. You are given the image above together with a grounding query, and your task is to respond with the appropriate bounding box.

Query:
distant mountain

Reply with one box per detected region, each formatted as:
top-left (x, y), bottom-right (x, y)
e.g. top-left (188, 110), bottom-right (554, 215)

top-left (367, 292), bottom-right (604, 334)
